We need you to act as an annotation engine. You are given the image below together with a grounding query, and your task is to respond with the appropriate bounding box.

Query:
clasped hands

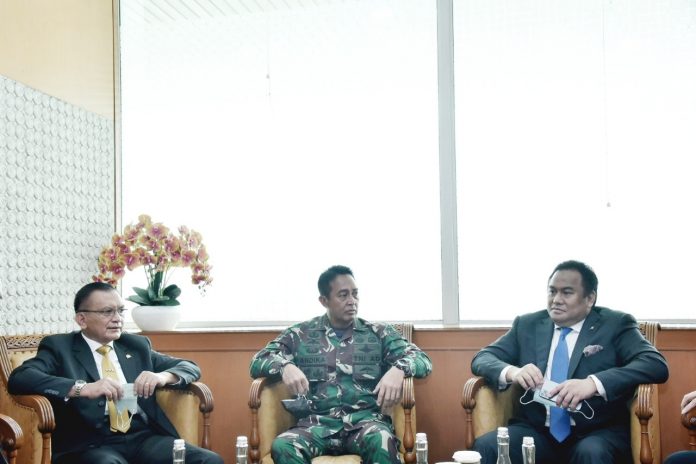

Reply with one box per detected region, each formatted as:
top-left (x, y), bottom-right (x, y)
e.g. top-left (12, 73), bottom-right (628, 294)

top-left (507, 363), bottom-right (597, 411)
top-left (281, 364), bottom-right (404, 408)
top-left (75, 371), bottom-right (178, 400)
top-left (681, 390), bottom-right (696, 415)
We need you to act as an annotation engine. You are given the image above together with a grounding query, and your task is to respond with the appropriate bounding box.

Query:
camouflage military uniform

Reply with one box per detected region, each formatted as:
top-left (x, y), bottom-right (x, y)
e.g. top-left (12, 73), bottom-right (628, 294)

top-left (250, 315), bottom-right (432, 464)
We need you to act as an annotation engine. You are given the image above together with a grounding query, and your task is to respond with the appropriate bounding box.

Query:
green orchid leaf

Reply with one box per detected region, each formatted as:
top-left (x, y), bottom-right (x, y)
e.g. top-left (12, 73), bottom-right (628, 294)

top-left (163, 284), bottom-right (182, 299)
top-left (126, 295), bottom-right (151, 305)
top-left (153, 271), bottom-right (163, 292)
top-left (132, 287), bottom-right (150, 299)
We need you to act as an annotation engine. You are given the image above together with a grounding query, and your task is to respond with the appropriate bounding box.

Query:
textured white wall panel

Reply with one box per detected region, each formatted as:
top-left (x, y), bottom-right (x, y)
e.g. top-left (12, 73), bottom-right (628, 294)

top-left (0, 74), bottom-right (115, 335)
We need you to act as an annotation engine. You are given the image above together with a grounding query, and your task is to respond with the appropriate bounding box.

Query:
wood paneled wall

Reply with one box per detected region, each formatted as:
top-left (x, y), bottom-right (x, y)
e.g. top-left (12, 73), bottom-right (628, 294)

top-left (0, 0), bottom-right (116, 118)
top-left (147, 327), bottom-right (695, 463)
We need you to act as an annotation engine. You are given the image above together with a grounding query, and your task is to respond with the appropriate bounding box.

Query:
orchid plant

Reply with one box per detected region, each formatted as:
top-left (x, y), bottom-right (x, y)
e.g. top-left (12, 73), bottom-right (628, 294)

top-left (94, 214), bottom-right (212, 306)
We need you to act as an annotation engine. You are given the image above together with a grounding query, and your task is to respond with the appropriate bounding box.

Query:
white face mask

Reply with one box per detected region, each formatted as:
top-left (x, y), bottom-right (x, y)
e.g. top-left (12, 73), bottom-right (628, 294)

top-left (519, 379), bottom-right (595, 420)
top-left (115, 383), bottom-right (139, 414)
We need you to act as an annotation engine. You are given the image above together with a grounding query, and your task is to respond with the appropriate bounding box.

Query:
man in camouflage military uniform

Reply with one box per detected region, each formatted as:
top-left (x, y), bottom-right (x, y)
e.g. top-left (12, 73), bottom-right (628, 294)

top-left (250, 265), bottom-right (432, 464)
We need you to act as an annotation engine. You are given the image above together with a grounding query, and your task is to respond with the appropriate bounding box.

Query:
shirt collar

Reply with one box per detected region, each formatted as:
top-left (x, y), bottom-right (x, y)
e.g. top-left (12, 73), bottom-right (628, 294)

top-left (555, 318), bottom-right (586, 334)
top-left (81, 333), bottom-right (114, 352)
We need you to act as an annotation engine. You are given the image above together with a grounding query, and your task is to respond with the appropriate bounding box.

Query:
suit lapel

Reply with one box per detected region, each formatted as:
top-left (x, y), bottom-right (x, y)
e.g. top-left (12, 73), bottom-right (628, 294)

top-left (568, 309), bottom-right (601, 377)
top-left (72, 334), bottom-right (101, 381)
top-left (536, 316), bottom-right (555, 374)
top-left (114, 341), bottom-right (139, 383)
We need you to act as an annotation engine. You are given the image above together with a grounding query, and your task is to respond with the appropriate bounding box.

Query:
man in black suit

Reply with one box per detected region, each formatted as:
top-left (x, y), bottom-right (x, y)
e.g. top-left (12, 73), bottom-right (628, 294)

top-left (471, 260), bottom-right (668, 464)
top-left (8, 282), bottom-right (222, 464)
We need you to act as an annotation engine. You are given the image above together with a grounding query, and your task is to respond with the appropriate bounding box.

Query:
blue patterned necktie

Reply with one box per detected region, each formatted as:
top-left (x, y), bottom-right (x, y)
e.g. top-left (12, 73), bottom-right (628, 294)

top-left (550, 327), bottom-right (572, 442)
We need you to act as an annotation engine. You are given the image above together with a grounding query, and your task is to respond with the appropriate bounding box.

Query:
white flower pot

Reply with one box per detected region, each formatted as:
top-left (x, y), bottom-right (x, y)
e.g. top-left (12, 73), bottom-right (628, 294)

top-left (131, 305), bottom-right (182, 331)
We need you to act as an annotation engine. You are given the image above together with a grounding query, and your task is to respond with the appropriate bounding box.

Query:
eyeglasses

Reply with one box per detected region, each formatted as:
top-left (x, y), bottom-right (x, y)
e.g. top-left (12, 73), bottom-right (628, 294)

top-left (77, 308), bottom-right (128, 318)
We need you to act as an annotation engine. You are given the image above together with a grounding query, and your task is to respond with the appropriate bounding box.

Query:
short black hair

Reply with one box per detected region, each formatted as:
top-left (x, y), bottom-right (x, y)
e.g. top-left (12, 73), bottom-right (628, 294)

top-left (74, 281), bottom-right (116, 312)
top-left (549, 260), bottom-right (598, 305)
top-left (317, 265), bottom-right (354, 298)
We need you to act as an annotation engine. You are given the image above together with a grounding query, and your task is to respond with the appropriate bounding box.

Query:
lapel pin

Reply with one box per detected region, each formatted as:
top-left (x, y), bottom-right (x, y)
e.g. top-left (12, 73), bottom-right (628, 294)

top-left (126, 353), bottom-right (132, 359)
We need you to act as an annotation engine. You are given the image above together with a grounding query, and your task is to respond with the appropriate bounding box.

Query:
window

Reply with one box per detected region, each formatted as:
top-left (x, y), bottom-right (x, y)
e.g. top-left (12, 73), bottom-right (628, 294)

top-left (454, 0), bottom-right (696, 321)
top-left (120, 0), bottom-right (696, 324)
top-left (120, 0), bottom-right (441, 323)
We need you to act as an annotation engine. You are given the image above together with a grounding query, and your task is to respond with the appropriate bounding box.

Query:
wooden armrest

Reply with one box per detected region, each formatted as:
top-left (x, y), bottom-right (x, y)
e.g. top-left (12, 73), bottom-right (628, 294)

top-left (632, 383), bottom-right (656, 464)
top-left (247, 377), bottom-right (267, 464)
top-left (0, 413), bottom-right (24, 464)
top-left (10, 395), bottom-right (55, 434)
top-left (188, 381), bottom-right (215, 414)
top-left (399, 376), bottom-right (416, 464)
top-left (682, 408), bottom-right (696, 450)
top-left (1, 393), bottom-right (54, 464)
top-left (248, 377), bottom-right (295, 464)
top-left (157, 381), bottom-right (214, 450)
top-left (461, 376), bottom-right (522, 450)
top-left (461, 376), bottom-right (488, 449)
top-left (631, 321), bottom-right (661, 464)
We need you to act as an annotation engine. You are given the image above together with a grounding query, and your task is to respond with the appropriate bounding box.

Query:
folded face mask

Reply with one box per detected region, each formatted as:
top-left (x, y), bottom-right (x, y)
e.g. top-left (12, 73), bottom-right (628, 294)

top-left (281, 395), bottom-right (313, 418)
top-left (532, 380), bottom-right (582, 411)
top-left (115, 383), bottom-right (139, 414)
top-left (519, 379), bottom-right (595, 420)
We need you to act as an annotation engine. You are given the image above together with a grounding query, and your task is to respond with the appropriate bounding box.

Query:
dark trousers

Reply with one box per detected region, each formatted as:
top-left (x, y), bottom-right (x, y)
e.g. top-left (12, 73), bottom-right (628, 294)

top-left (472, 421), bottom-right (630, 464)
top-left (53, 415), bottom-right (222, 464)
top-left (664, 451), bottom-right (696, 464)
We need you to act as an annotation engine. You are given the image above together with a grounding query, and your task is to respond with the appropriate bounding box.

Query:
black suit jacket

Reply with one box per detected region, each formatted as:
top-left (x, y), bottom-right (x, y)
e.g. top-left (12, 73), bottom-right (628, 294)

top-left (7, 332), bottom-right (201, 458)
top-left (471, 307), bottom-right (669, 434)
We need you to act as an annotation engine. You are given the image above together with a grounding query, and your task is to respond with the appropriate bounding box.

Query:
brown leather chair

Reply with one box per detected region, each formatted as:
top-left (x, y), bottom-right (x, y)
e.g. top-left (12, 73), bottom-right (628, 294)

top-left (0, 334), bottom-right (214, 464)
top-left (461, 321), bottom-right (662, 464)
top-left (248, 323), bottom-right (418, 464)
top-left (0, 413), bottom-right (24, 464)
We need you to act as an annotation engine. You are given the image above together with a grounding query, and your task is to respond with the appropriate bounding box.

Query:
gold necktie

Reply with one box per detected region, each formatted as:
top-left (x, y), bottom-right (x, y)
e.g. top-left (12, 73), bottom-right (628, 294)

top-left (96, 345), bottom-right (131, 433)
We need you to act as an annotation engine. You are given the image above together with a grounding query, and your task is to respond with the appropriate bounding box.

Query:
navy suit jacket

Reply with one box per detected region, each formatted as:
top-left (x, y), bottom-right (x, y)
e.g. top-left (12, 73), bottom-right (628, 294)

top-left (471, 307), bottom-right (669, 434)
top-left (8, 332), bottom-right (200, 459)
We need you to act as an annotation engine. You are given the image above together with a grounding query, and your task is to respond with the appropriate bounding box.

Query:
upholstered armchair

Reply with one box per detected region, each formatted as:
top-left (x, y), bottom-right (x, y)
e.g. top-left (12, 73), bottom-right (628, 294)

top-left (461, 322), bottom-right (662, 464)
top-left (0, 335), bottom-right (214, 464)
top-left (247, 323), bottom-right (418, 464)
top-left (0, 413), bottom-right (24, 464)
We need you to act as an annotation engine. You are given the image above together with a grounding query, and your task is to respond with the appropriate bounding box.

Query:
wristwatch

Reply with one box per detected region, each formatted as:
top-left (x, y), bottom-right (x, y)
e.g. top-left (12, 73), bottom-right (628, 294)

top-left (73, 380), bottom-right (87, 397)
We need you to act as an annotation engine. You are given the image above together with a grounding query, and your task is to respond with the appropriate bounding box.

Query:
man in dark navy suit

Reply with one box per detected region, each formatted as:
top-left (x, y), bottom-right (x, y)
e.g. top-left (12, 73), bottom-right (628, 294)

top-left (471, 260), bottom-right (668, 464)
top-left (8, 282), bottom-right (222, 464)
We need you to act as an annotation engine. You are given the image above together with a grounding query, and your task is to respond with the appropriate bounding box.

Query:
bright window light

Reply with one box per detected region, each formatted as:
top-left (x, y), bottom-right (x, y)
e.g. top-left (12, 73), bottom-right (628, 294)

top-left (455, 0), bottom-right (696, 321)
top-left (120, 0), bottom-right (441, 323)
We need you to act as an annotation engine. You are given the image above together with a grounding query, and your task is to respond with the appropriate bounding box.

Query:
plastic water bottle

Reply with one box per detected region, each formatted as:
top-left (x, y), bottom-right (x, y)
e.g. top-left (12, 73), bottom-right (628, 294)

top-left (236, 435), bottom-right (249, 464)
top-left (495, 427), bottom-right (511, 464)
top-left (522, 436), bottom-right (535, 464)
top-left (172, 438), bottom-right (186, 464)
top-left (415, 432), bottom-right (428, 464)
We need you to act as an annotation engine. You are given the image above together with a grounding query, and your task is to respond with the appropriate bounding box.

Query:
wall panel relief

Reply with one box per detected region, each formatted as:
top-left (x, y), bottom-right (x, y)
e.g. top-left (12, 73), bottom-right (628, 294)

top-left (0, 74), bottom-right (115, 336)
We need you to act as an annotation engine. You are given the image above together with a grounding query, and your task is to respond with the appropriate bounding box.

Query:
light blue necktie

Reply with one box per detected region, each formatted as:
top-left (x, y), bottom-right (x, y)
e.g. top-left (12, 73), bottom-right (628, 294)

top-left (550, 327), bottom-right (572, 442)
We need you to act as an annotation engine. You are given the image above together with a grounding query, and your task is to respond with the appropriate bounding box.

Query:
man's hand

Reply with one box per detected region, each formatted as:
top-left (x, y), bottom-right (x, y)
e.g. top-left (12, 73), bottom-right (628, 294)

top-left (282, 364), bottom-right (309, 396)
top-left (506, 363), bottom-right (544, 390)
top-left (681, 390), bottom-right (696, 415)
top-left (374, 366), bottom-right (404, 409)
top-left (78, 378), bottom-right (123, 400)
top-left (548, 378), bottom-right (597, 410)
top-left (134, 371), bottom-right (178, 398)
